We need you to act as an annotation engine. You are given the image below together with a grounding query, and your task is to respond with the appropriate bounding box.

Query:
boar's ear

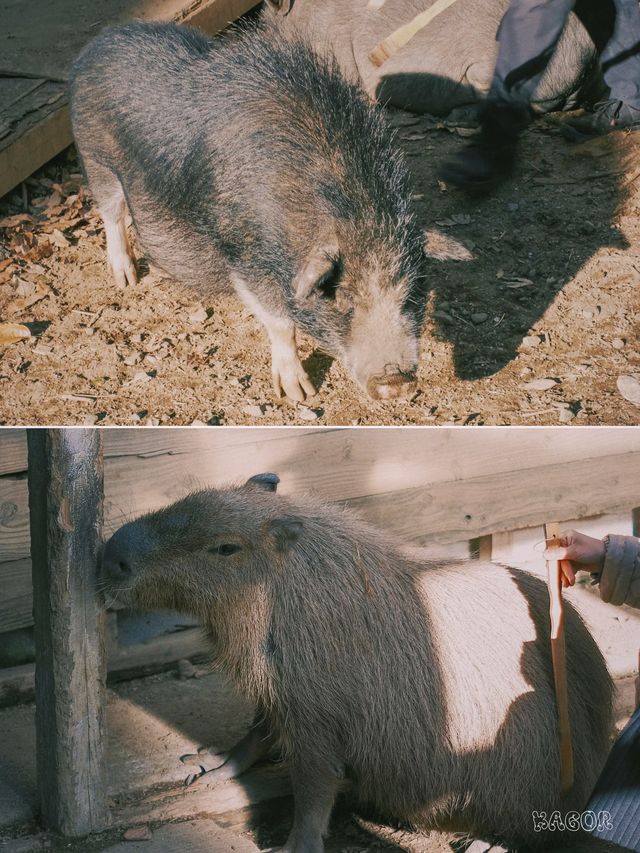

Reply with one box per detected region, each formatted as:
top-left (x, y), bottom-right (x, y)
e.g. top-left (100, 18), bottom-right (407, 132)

top-left (266, 517), bottom-right (303, 551)
top-left (293, 244), bottom-right (340, 301)
top-left (246, 473), bottom-right (280, 493)
top-left (265, 0), bottom-right (293, 13)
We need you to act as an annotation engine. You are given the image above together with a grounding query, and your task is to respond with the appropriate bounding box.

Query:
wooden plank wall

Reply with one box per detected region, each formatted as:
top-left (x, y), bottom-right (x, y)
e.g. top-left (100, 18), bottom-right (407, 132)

top-left (3, 427), bottom-right (640, 634)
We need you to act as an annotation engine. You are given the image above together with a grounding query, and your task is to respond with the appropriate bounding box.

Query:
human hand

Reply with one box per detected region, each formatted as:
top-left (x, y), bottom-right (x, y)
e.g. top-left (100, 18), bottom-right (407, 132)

top-left (543, 529), bottom-right (606, 588)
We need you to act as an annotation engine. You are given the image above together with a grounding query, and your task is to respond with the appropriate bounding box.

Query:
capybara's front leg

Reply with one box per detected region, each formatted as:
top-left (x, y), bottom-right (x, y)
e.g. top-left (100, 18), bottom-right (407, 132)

top-left (181, 716), bottom-right (273, 786)
top-left (282, 758), bottom-right (341, 853)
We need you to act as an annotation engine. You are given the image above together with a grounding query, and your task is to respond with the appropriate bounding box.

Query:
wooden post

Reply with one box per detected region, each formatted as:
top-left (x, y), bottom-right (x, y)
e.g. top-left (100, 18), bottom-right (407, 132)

top-left (27, 429), bottom-right (109, 836)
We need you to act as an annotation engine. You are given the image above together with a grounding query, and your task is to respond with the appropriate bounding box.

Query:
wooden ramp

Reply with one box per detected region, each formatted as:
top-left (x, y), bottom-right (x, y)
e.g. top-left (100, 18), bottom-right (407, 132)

top-left (0, 0), bottom-right (257, 200)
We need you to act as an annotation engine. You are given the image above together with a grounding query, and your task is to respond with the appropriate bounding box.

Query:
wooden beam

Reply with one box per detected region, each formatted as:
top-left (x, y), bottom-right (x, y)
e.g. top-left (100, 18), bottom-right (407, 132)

top-left (0, 626), bottom-right (209, 707)
top-left (0, 0), bottom-right (257, 200)
top-left (0, 87), bottom-right (69, 201)
top-left (181, 0), bottom-right (258, 29)
top-left (27, 429), bottom-right (109, 836)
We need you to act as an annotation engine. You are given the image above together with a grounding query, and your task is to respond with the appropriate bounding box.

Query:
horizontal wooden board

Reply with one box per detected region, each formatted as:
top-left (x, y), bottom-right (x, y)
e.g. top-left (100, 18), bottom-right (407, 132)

top-left (3, 429), bottom-right (640, 633)
top-left (5, 424), bottom-right (640, 484)
top-left (0, 559), bottom-right (32, 631)
top-left (0, 626), bottom-right (207, 706)
top-left (349, 449), bottom-right (640, 545)
top-left (4, 427), bottom-right (640, 564)
top-left (0, 429), bottom-right (26, 475)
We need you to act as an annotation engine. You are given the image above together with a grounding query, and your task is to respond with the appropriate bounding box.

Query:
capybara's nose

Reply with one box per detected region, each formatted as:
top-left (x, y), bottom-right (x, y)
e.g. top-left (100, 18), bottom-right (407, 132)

top-left (101, 539), bottom-right (133, 583)
top-left (367, 370), bottom-right (417, 401)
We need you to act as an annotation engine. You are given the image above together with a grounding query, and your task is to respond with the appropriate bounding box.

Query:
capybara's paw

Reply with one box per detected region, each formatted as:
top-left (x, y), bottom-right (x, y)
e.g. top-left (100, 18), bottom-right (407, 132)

top-left (180, 747), bottom-right (227, 769)
top-left (272, 357), bottom-right (315, 402)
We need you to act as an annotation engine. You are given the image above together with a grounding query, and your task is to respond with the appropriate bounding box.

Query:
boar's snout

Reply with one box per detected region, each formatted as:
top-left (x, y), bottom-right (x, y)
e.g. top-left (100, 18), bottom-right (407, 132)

top-left (366, 368), bottom-right (417, 401)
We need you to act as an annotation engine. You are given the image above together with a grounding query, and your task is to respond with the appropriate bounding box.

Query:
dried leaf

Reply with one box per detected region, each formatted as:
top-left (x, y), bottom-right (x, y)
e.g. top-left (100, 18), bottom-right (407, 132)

top-left (49, 229), bottom-right (69, 248)
top-left (0, 322), bottom-right (31, 345)
top-left (0, 213), bottom-right (34, 228)
top-left (6, 282), bottom-right (50, 314)
top-left (522, 378), bottom-right (558, 391)
top-left (617, 375), bottom-right (640, 405)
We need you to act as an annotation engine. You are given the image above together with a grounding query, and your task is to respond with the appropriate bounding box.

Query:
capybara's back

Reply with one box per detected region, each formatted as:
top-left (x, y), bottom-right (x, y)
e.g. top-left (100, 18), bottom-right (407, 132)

top-left (101, 482), bottom-right (613, 849)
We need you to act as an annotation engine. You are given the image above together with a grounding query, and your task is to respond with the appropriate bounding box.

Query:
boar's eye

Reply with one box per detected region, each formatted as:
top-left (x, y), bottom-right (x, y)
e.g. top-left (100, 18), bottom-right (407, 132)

top-left (316, 259), bottom-right (342, 300)
top-left (210, 543), bottom-right (242, 556)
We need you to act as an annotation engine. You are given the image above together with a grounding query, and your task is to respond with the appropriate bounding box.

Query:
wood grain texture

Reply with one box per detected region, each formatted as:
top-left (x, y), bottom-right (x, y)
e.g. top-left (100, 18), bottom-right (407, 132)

top-left (0, 558), bottom-right (32, 631)
top-left (346, 450), bottom-right (640, 544)
top-left (27, 429), bottom-right (109, 835)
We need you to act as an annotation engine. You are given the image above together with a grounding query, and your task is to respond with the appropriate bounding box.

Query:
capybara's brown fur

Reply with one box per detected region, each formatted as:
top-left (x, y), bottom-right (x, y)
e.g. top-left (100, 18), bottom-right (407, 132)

top-left (101, 474), bottom-right (613, 852)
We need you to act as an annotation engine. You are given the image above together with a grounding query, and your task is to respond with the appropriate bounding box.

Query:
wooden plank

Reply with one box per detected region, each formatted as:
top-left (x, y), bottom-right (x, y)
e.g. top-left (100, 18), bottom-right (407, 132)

top-left (0, 0), bottom-right (257, 200)
top-left (0, 477), bottom-right (28, 563)
top-left (0, 662), bottom-right (35, 708)
top-left (0, 626), bottom-right (208, 706)
top-left (181, 0), bottom-right (258, 28)
top-left (27, 429), bottom-right (109, 836)
top-left (347, 450), bottom-right (640, 545)
top-left (0, 429), bottom-right (27, 475)
top-left (0, 97), bottom-right (70, 201)
top-left (0, 558), bottom-right (31, 631)
top-left (6, 425), bottom-right (640, 487)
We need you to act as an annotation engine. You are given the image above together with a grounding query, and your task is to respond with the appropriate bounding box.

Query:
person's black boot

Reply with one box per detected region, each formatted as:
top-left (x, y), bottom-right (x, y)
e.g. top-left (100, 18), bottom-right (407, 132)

top-left (439, 100), bottom-right (532, 193)
top-left (562, 98), bottom-right (640, 143)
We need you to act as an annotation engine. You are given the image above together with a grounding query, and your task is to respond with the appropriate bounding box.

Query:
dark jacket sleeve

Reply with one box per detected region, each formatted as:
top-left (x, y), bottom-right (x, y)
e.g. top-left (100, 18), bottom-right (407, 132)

top-left (598, 534), bottom-right (640, 609)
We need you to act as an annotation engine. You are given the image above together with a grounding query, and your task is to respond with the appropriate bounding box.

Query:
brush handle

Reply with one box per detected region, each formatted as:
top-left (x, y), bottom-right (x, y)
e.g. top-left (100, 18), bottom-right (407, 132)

top-left (369, 0), bottom-right (461, 67)
top-left (544, 522), bottom-right (574, 794)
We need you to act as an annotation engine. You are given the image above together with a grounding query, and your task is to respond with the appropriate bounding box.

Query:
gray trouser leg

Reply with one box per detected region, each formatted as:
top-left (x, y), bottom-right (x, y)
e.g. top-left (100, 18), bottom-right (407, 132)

top-left (601, 0), bottom-right (640, 108)
top-left (489, 0), bottom-right (576, 105)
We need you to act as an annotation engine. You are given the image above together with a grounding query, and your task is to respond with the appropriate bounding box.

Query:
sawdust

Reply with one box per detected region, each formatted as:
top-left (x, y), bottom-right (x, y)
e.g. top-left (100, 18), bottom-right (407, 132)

top-left (0, 114), bottom-right (639, 426)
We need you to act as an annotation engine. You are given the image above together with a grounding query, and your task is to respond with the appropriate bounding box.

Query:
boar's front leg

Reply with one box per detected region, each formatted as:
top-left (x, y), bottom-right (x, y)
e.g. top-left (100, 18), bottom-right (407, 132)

top-left (282, 757), bottom-right (341, 853)
top-left (232, 276), bottom-right (315, 402)
top-left (83, 156), bottom-right (137, 289)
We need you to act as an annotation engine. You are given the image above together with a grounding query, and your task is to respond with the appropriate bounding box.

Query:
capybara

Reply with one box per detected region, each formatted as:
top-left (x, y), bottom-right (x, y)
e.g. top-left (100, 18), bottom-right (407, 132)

top-left (69, 21), bottom-right (426, 402)
top-left (101, 474), bottom-right (613, 852)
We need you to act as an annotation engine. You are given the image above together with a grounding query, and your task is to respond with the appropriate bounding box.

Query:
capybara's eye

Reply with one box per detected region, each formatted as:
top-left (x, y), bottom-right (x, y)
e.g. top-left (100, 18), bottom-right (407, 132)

top-left (210, 543), bottom-right (242, 556)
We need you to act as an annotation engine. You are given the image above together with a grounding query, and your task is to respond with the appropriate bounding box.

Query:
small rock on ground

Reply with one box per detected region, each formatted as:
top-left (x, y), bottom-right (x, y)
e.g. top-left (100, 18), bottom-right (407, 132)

top-left (123, 826), bottom-right (152, 842)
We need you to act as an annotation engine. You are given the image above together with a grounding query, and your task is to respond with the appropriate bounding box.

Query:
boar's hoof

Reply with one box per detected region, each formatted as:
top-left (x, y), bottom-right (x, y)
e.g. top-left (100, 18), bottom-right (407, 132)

top-left (108, 251), bottom-right (137, 289)
top-left (367, 370), bottom-right (417, 401)
top-left (272, 361), bottom-right (316, 402)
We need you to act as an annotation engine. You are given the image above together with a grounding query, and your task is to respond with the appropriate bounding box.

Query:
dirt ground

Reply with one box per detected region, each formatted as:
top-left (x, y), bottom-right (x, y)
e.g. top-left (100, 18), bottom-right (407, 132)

top-left (1, 111), bottom-right (639, 426)
top-left (1, 663), bottom-right (635, 853)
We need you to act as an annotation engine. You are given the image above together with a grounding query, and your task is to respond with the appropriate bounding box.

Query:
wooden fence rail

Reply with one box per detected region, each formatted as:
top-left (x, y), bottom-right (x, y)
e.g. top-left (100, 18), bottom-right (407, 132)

top-left (3, 427), bottom-right (640, 634)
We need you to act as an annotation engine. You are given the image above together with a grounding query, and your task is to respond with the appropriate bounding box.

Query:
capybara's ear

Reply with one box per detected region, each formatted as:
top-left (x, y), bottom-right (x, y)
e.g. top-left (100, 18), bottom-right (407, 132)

top-left (265, 0), bottom-right (293, 14)
top-left (246, 473), bottom-right (280, 492)
top-left (266, 518), bottom-right (303, 551)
